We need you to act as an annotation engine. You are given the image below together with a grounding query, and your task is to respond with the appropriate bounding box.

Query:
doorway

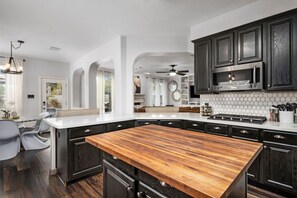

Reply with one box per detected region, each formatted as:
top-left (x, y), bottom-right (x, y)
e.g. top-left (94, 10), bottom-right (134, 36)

top-left (41, 77), bottom-right (68, 111)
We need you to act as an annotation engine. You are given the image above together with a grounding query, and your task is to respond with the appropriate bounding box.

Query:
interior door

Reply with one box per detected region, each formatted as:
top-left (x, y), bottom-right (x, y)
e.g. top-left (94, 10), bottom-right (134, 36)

top-left (41, 78), bottom-right (68, 111)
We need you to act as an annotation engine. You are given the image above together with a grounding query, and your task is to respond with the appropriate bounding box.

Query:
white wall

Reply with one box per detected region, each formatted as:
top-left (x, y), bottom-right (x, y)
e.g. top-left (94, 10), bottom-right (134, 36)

top-left (69, 36), bottom-right (124, 113)
top-left (125, 35), bottom-right (189, 113)
top-left (22, 58), bottom-right (69, 117)
top-left (191, 0), bottom-right (297, 40)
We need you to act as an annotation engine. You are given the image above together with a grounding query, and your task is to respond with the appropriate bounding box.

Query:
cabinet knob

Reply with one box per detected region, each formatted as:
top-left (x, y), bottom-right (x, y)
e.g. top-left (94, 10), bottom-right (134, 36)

top-left (273, 134), bottom-right (286, 139)
top-left (192, 123), bottom-right (198, 127)
top-left (214, 127), bottom-right (221, 130)
top-left (117, 124), bottom-right (122, 128)
top-left (159, 180), bottom-right (169, 187)
top-left (268, 84), bottom-right (271, 87)
top-left (208, 88), bottom-right (210, 90)
top-left (264, 145), bottom-right (267, 149)
top-left (168, 122), bottom-right (173, 125)
top-left (230, 59), bottom-right (233, 62)
top-left (144, 122), bottom-right (150, 125)
top-left (137, 192), bottom-right (147, 198)
top-left (127, 186), bottom-right (132, 191)
top-left (112, 156), bottom-right (117, 160)
top-left (240, 130), bottom-right (249, 134)
top-left (84, 129), bottom-right (92, 133)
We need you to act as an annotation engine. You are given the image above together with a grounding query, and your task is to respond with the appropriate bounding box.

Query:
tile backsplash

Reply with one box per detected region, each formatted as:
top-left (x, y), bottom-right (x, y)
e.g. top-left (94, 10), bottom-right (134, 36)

top-left (200, 91), bottom-right (297, 118)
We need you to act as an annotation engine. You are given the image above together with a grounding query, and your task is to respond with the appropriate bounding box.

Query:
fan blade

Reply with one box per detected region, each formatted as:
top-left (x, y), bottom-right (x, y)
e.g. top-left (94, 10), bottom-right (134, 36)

top-left (177, 70), bottom-right (189, 73)
top-left (156, 71), bottom-right (169, 73)
top-left (176, 72), bottom-right (186, 76)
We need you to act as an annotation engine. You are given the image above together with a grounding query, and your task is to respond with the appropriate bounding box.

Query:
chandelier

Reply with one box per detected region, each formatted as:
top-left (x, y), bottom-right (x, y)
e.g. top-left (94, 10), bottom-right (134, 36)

top-left (1, 40), bottom-right (25, 75)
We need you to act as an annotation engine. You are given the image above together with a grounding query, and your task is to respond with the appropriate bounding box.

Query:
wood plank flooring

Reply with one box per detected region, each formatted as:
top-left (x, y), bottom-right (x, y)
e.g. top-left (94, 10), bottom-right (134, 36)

top-left (0, 147), bottom-right (284, 198)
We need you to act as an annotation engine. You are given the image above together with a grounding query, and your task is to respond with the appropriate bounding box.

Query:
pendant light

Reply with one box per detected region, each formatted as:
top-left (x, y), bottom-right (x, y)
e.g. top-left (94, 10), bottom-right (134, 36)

top-left (1, 40), bottom-right (25, 75)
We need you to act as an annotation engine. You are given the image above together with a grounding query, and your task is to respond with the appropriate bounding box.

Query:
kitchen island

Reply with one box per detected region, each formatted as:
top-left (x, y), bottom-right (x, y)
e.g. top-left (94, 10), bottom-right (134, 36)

top-left (86, 125), bottom-right (262, 198)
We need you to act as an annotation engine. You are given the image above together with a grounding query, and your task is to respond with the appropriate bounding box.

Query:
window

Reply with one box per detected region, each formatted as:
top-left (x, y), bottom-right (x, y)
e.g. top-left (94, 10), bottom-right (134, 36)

top-left (0, 73), bottom-right (5, 108)
top-left (97, 70), bottom-right (114, 113)
top-left (152, 79), bottom-right (156, 106)
top-left (159, 80), bottom-right (163, 106)
top-left (103, 72), bottom-right (112, 112)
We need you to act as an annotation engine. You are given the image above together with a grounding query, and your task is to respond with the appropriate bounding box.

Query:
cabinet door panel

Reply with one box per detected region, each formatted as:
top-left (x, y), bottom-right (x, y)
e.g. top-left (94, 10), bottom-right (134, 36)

top-left (69, 138), bottom-right (102, 180)
top-left (238, 25), bottom-right (262, 63)
top-left (194, 40), bottom-right (212, 93)
top-left (103, 160), bottom-right (135, 198)
top-left (263, 143), bottom-right (297, 190)
top-left (213, 33), bottom-right (234, 67)
top-left (267, 14), bottom-right (297, 90)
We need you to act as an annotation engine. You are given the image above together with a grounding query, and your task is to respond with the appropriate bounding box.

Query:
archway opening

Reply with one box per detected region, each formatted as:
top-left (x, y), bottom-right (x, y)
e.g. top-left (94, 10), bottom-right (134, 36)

top-left (89, 58), bottom-right (115, 113)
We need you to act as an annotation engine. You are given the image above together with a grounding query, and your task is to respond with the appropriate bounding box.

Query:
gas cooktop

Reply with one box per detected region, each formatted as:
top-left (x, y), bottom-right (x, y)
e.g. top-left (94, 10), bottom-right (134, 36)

top-left (208, 114), bottom-right (267, 124)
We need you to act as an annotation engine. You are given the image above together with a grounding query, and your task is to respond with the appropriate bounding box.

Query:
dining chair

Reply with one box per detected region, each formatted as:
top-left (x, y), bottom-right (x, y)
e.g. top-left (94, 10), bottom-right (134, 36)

top-left (20, 116), bottom-right (50, 150)
top-left (0, 120), bottom-right (20, 161)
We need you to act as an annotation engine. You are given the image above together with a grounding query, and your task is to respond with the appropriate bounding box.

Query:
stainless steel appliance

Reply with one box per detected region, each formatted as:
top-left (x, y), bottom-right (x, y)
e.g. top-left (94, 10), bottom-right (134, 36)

top-left (212, 62), bottom-right (263, 92)
top-left (208, 114), bottom-right (267, 124)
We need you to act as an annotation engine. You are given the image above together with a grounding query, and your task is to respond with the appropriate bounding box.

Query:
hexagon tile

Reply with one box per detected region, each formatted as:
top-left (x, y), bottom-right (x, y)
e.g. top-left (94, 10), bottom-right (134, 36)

top-left (200, 91), bottom-right (297, 118)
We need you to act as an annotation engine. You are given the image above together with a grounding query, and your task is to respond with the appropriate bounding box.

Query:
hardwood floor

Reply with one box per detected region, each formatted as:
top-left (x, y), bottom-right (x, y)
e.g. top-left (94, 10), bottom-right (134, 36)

top-left (0, 147), bottom-right (284, 198)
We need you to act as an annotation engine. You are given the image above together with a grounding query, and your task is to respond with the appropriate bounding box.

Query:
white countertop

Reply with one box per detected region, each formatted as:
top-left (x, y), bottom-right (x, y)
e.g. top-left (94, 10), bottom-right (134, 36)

top-left (45, 112), bottom-right (297, 133)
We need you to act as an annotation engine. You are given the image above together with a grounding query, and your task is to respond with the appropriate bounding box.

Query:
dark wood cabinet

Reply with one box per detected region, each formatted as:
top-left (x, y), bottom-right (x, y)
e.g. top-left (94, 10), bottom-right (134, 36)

top-left (267, 14), bottom-right (297, 90)
top-left (263, 142), bottom-right (297, 191)
top-left (160, 120), bottom-right (181, 128)
top-left (212, 32), bottom-right (234, 67)
top-left (206, 123), bottom-right (229, 136)
top-left (237, 25), bottom-right (262, 64)
top-left (68, 137), bottom-right (102, 181)
top-left (194, 39), bottom-right (212, 94)
top-left (137, 182), bottom-right (167, 198)
top-left (136, 120), bottom-right (159, 126)
top-left (106, 121), bottom-right (135, 132)
top-left (103, 160), bottom-right (136, 198)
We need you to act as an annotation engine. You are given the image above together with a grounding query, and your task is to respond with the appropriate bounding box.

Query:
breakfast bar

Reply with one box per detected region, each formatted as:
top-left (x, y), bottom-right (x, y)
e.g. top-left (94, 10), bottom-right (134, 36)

top-left (86, 124), bottom-right (263, 198)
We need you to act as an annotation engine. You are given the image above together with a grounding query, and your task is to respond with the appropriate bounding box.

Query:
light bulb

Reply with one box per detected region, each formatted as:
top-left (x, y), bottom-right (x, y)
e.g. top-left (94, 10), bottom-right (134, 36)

top-left (4, 63), bottom-right (10, 70)
top-left (169, 72), bottom-right (176, 76)
top-left (18, 65), bottom-right (23, 72)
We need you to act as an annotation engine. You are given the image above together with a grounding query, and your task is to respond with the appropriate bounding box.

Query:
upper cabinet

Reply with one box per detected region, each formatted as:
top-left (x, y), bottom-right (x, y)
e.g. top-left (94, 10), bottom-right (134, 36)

top-left (237, 25), bottom-right (262, 64)
top-left (194, 39), bottom-right (212, 94)
top-left (212, 32), bottom-right (234, 68)
top-left (267, 14), bottom-right (297, 90)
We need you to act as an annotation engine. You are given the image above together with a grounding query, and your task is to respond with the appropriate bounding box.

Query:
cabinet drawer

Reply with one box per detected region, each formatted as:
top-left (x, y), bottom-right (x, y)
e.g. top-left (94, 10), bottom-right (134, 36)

top-left (106, 121), bottom-right (135, 132)
top-left (136, 120), bottom-right (159, 126)
top-left (69, 125), bottom-right (105, 139)
top-left (138, 170), bottom-right (191, 198)
top-left (263, 130), bottom-right (297, 146)
top-left (231, 126), bottom-right (259, 141)
top-left (104, 153), bottom-right (136, 176)
top-left (138, 182), bottom-right (168, 198)
top-left (160, 120), bottom-right (181, 128)
top-left (186, 121), bottom-right (205, 132)
top-left (206, 123), bottom-right (228, 136)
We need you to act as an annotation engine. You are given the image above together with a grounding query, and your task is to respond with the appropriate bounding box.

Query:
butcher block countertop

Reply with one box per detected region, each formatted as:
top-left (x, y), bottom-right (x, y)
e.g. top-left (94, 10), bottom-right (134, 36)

top-left (86, 125), bottom-right (263, 198)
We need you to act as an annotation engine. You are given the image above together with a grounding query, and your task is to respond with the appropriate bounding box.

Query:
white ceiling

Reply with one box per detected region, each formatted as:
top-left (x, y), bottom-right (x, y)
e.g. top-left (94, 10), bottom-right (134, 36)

top-left (134, 52), bottom-right (194, 77)
top-left (0, 0), bottom-right (258, 63)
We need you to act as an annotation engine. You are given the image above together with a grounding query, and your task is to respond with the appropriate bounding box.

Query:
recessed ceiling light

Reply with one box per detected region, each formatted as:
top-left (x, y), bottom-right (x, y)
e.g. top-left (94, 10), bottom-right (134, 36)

top-left (144, 72), bottom-right (150, 75)
top-left (49, 46), bottom-right (61, 51)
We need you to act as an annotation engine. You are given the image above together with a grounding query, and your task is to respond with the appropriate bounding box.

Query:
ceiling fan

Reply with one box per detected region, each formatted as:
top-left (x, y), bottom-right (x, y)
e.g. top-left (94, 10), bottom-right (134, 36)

top-left (156, 64), bottom-right (189, 76)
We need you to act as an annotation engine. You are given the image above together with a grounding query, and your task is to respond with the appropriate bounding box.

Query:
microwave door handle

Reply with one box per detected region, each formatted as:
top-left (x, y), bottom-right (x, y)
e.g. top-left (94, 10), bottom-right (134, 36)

top-left (253, 66), bottom-right (256, 88)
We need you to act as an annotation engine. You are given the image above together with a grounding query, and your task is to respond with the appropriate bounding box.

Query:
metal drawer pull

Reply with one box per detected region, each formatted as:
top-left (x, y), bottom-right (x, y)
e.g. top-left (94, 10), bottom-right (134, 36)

top-left (144, 122), bottom-right (150, 125)
top-left (239, 130), bottom-right (249, 134)
top-left (159, 180), bottom-right (169, 187)
top-left (117, 124), bottom-right (122, 128)
top-left (127, 186), bottom-right (132, 191)
top-left (84, 129), bottom-right (91, 133)
top-left (192, 123), bottom-right (198, 127)
top-left (273, 135), bottom-right (286, 139)
top-left (168, 122), bottom-right (173, 125)
top-left (112, 156), bottom-right (117, 160)
top-left (214, 127), bottom-right (221, 130)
